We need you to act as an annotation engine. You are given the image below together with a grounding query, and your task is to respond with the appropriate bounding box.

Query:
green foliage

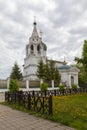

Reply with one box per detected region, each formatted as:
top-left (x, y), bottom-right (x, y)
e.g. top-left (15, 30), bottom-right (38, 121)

top-left (37, 59), bottom-right (61, 85)
top-left (9, 79), bottom-right (19, 92)
top-left (44, 61), bottom-right (50, 80)
top-left (53, 94), bottom-right (87, 130)
top-left (54, 67), bottom-right (61, 86)
top-left (71, 84), bottom-right (77, 90)
top-left (59, 84), bottom-right (65, 90)
top-left (40, 82), bottom-right (48, 92)
top-left (75, 40), bottom-right (87, 84)
top-left (36, 60), bottom-right (45, 79)
top-left (10, 62), bottom-right (23, 80)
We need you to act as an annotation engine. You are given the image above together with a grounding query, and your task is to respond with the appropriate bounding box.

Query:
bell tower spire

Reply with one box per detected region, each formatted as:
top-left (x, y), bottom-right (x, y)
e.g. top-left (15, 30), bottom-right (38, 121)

top-left (34, 16), bottom-right (36, 25)
top-left (31, 16), bottom-right (39, 39)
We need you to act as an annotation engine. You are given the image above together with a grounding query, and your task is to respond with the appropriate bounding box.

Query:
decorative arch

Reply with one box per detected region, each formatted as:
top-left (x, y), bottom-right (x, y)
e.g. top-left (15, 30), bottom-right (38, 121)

top-left (71, 76), bottom-right (74, 85)
top-left (30, 44), bottom-right (34, 54)
top-left (37, 44), bottom-right (41, 54)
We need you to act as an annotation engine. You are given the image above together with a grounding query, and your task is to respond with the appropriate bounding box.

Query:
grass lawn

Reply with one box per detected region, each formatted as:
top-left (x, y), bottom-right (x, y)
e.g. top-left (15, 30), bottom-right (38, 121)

top-left (52, 93), bottom-right (87, 130)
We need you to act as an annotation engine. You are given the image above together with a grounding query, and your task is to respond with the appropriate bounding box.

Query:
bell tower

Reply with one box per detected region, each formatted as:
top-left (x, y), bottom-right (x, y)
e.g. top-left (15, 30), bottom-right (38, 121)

top-left (23, 19), bottom-right (47, 80)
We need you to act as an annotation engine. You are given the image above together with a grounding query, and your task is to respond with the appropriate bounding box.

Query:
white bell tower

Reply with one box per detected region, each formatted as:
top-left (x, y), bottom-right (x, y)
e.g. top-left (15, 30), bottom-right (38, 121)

top-left (23, 19), bottom-right (47, 80)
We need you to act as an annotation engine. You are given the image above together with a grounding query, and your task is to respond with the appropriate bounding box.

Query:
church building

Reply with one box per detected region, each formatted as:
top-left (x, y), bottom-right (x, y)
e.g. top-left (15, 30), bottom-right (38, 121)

top-left (23, 20), bottom-right (79, 88)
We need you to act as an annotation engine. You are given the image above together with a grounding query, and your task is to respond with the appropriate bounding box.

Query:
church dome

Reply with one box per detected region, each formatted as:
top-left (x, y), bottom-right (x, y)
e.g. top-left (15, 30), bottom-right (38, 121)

top-left (58, 65), bottom-right (71, 70)
top-left (42, 42), bottom-right (47, 51)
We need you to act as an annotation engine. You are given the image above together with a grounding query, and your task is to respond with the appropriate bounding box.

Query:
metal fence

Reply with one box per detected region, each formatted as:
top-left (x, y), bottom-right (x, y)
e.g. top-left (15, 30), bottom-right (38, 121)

top-left (5, 91), bottom-right (52, 115)
top-left (20, 87), bottom-right (87, 97)
top-left (5, 87), bottom-right (87, 116)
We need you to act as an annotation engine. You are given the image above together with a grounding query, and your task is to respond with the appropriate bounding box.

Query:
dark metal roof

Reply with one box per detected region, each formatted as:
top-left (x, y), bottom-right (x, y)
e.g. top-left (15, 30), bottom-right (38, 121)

top-left (58, 65), bottom-right (71, 70)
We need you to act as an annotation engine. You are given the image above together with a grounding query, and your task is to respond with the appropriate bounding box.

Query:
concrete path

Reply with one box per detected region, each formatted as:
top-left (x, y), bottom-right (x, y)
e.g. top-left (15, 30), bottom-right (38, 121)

top-left (0, 93), bottom-right (75, 130)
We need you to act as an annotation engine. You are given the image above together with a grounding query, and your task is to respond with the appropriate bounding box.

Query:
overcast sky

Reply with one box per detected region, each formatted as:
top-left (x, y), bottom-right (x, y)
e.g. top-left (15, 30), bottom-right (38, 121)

top-left (0, 0), bottom-right (87, 79)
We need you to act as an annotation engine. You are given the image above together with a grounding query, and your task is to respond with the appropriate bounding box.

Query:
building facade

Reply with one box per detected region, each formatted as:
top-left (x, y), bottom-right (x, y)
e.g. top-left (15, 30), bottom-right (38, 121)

top-left (23, 20), bottom-right (47, 80)
top-left (23, 20), bottom-right (79, 87)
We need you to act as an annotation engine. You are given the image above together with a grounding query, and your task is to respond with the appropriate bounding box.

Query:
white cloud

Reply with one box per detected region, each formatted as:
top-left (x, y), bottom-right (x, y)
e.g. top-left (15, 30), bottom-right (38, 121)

top-left (0, 0), bottom-right (87, 79)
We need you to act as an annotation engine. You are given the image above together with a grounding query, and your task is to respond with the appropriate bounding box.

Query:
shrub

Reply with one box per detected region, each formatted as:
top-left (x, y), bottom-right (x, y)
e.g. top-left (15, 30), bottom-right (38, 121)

top-left (59, 84), bottom-right (65, 91)
top-left (9, 79), bottom-right (19, 92)
top-left (72, 84), bottom-right (77, 90)
top-left (40, 82), bottom-right (48, 92)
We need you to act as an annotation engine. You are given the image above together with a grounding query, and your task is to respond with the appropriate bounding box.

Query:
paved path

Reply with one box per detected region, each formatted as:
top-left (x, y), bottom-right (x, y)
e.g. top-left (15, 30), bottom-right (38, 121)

top-left (0, 93), bottom-right (75, 130)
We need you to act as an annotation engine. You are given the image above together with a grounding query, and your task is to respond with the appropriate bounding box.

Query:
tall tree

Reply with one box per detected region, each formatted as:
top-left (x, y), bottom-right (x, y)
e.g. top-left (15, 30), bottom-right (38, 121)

top-left (36, 60), bottom-right (45, 79)
top-left (54, 67), bottom-right (61, 85)
top-left (10, 62), bottom-right (23, 80)
top-left (37, 59), bottom-right (61, 85)
top-left (48, 60), bottom-right (56, 80)
top-left (75, 40), bottom-right (87, 83)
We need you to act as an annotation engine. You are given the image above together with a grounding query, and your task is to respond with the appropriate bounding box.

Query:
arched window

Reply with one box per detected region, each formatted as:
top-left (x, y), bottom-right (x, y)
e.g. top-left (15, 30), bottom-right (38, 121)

top-left (71, 76), bottom-right (74, 85)
top-left (37, 44), bottom-right (40, 54)
top-left (30, 44), bottom-right (34, 54)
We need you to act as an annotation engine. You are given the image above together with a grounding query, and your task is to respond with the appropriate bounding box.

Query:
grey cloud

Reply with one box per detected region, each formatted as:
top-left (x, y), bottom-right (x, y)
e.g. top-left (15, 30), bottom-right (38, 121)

top-left (69, 26), bottom-right (87, 36)
top-left (0, 0), bottom-right (87, 79)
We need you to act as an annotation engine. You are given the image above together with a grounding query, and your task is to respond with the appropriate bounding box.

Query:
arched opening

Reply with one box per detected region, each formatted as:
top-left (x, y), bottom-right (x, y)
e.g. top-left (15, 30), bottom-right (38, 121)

top-left (30, 44), bottom-right (34, 54)
top-left (37, 44), bottom-right (40, 54)
top-left (71, 76), bottom-right (74, 85)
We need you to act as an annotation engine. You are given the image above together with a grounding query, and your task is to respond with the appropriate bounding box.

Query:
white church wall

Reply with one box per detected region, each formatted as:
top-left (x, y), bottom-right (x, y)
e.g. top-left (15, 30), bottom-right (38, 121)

top-left (60, 71), bottom-right (69, 84)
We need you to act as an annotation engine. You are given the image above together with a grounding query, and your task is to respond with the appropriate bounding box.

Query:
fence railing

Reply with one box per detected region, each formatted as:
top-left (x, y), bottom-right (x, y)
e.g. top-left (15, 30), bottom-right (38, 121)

top-left (5, 88), bottom-right (87, 115)
top-left (21, 87), bottom-right (87, 97)
top-left (5, 91), bottom-right (52, 115)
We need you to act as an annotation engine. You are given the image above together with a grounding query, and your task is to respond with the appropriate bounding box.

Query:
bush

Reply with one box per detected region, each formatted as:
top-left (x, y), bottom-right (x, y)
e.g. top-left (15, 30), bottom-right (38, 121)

top-left (40, 82), bottom-right (48, 92)
top-left (72, 84), bottom-right (77, 90)
top-left (59, 84), bottom-right (65, 91)
top-left (9, 79), bottom-right (19, 92)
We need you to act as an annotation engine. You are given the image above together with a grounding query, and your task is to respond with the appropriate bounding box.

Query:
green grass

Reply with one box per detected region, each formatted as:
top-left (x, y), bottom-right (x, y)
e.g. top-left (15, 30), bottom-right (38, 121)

top-left (52, 93), bottom-right (87, 130)
top-left (2, 93), bottom-right (87, 130)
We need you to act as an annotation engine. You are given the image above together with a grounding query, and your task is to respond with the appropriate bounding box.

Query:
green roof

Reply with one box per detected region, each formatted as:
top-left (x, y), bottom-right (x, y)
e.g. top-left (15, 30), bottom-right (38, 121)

top-left (58, 65), bottom-right (71, 70)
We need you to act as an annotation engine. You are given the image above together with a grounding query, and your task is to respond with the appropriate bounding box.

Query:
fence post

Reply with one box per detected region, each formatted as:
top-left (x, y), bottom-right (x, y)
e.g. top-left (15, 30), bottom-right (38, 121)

top-left (42, 97), bottom-right (44, 114)
top-left (28, 94), bottom-right (31, 110)
top-left (54, 90), bottom-right (56, 96)
top-left (52, 80), bottom-right (54, 90)
top-left (26, 80), bottom-right (29, 90)
top-left (5, 92), bottom-right (7, 101)
top-left (49, 95), bottom-right (52, 115)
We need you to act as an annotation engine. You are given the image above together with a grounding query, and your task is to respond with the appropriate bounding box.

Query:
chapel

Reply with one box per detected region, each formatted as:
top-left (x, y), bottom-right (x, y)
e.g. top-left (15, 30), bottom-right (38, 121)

top-left (23, 19), bottom-right (79, 87)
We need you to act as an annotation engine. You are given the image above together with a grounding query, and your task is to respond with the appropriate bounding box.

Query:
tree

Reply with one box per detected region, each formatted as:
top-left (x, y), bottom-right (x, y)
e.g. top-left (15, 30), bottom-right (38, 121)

top-left (75, 40), bottom-right (87, 83)
top-left (36, 60), bottom-right (45, 79)
top-left (9, 79), bottom-right (19, 92)
top-left (48, 60), bottom-right (55, 80)
top-left (10, 62), bottom-right (23, 80)
top-left (54, 67), bottom-right (61, 85)
top-left (40, 82), bottom-right (48, 92)
top-left (37, 59), bottom-right (61, 85)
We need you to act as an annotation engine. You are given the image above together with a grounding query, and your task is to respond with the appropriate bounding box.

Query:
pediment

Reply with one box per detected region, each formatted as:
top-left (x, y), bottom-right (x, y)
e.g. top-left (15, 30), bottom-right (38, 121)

top-left (70, 67), bottom-right (80, 72)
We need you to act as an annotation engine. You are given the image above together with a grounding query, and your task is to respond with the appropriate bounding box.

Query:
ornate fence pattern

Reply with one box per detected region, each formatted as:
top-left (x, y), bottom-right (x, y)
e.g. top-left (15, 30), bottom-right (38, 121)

top-left (5, 91), bottom-right (52, 115)
top-left (19, 87), bottom-right (87, 97)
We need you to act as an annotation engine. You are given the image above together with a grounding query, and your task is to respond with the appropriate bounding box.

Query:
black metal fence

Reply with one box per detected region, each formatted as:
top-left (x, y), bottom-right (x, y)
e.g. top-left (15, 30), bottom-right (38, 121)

top-left (5, 87), bottom-right (87, 115)
top-left (22, 87), bottom-right (87, 97)
top-left (5, 91), bottom-right (52, 115)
